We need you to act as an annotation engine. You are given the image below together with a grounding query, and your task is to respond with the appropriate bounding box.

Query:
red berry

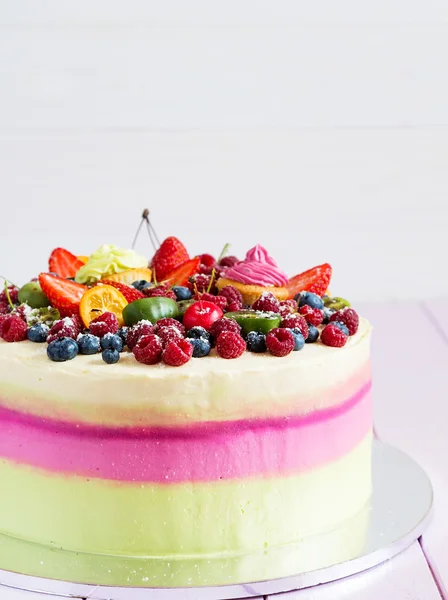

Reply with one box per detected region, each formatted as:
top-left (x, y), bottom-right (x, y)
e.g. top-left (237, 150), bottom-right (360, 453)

top-left (329, 308), bottom-right (359, 336)
top-left (188, 273), bottom-right (217, 294)
top-left (162, 338), bottom-right (193, 366)
top-left (286, 263), bottom-right (332, 299)
top-left (12, 305), bottom-right (29, 322)
top-left (38, 273), bottom-right (87, 317)
top-left (151, 236), bottom-right (189, 282)
top-left (183, 301), bottom-right (223, 331)
top-left (195, 292), bottom-right (227, 311)
top-left (0, 315), bottom-right (27, 342)
top-left (126, 320), bottom-right (154, 350)
top-left (321, 324), bottom-right (348, 347)
top-left (144, 285), bottom-right (177, 301)
top-left (226, 300), bottom-right (243, 312)
top-left (0, 301), bottom-right (11, 315)
top-left (266, 328), bottom-right (295, 357)
top-left (89, 312), bottom-right (119, 338)
top-left (49, 248), bottom-right (85, 279)
top-left (216, 331), bottom-right (246, 359)
top-left (299, 305), bottom-right (324, 326)
top-left (197, 254), bottom-right (216, 268)
top-left (47, 316), bottom-right (80, 343)
top-left (279, 299), bottom-right (297, 318)
top-left (219, 256), bottom-right (239, 268)
top-left (133, 334), bottom-right (163, 365)
top-left (280, 314), bottom-right (309, 339)
top-left (157, 326), bottom-right (184, 346)
top-left (210, 317), bottom-right (242, 339)
top-left (0, 286), bottom-right (19, 305)
top-left (252, 292), bottom-right (280, 313)
top-left (154, 318), bottom-right (185, 335)
top-left (219, 285), bottom-right (243, 305)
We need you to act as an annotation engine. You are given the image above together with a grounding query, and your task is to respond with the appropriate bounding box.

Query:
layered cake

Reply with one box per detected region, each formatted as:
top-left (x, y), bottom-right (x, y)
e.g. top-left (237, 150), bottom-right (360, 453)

top-left (0, 234), bottom-right (372, 586)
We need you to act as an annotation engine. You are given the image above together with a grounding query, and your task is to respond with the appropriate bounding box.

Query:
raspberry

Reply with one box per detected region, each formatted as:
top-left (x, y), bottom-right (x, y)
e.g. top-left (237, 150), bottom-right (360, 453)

top-left (216, 331), bottom-right (246, 359)
top-left (188, 273), bottom-right (216, 294)
top-left (47, 316), bottom-right (81, 343)
top-left (0, 286), bottom-right (19, 305)
top-left (133, 334), bottom-right (163, 364)
top-left (266, 328), bottom-right (295, 357)
top-left (195, 293), bottom-right (227, 311)
top-left (157, 326), bottom-right (184, 346)
top-left (227, 300), bottom-right (243, 312)
top-left (280, 314), bottom-right (309, 340)
top-left (0, 315), bottom-right (27, 342)
top-left (89, 312), bottom-right (119, 338)
top-left (321, 324), bottom-right (348, 347)
top-left (12, 305), bottom-right (29, 322)
top-left (127, 320), bottom-right (154, 350)
top-left (329, 308), bottom-right (359, 336)
top-left (299, 305), bottom-right (324, 327)
top-left (252, 292), bottom-right (280, 313)
top-left (154, 318), bottom-right (185, 336)
top-left (0, 301), bottom-right (11, 315)
top-left (279, 299), bottom-right (297, 318)
top-left (219, 256), bottom-right (239, 268)
top-left (218, 285), bottom-right (243, 305)
top-left (210, 317), bottom-right (242, 339)
top-left (162, 338), bottom-right (193, 366)
top-left (144, 286), bottom-right (177, 301)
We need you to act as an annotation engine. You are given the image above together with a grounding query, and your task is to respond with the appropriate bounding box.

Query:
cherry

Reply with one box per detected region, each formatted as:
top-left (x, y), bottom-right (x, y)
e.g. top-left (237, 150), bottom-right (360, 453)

top-left (197, 254), bottom-right (216, 268)
top-left (183, 301), bottom-right (223, 331)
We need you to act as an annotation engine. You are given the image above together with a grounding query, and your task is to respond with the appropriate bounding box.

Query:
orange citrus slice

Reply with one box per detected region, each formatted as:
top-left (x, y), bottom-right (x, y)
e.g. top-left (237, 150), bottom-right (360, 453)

top-left (80, 285), bottom-right (128, 328)
top-left (77, 255), bottom-right (89, 264)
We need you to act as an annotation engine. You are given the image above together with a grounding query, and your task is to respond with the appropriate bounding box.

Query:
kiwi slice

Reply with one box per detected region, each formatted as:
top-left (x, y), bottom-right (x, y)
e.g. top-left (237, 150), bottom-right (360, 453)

top-left (225, 310), bottom-right (282, 336)
top-left (323, 296), bottom-right (351, 311)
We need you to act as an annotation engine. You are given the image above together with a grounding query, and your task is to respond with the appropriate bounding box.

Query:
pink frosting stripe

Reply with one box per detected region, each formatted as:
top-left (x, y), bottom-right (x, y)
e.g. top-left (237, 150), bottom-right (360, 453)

top-left (0, 382), bottom-right (371, 483)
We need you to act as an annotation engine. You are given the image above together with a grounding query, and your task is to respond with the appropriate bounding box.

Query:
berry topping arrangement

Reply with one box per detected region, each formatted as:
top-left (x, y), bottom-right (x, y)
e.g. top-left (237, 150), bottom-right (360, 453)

top-left (0, 212), bottom-right (360, 366)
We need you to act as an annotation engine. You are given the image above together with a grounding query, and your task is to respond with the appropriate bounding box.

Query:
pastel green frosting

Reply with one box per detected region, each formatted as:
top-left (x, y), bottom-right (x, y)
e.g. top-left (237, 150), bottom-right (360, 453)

top-left (75, 245), bottom-right (148, 284)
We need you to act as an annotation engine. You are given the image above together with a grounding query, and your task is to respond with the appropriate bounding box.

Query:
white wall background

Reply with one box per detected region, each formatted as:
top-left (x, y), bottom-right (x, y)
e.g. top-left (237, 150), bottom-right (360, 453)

top-left (0, 0), bottom-right (447, 302)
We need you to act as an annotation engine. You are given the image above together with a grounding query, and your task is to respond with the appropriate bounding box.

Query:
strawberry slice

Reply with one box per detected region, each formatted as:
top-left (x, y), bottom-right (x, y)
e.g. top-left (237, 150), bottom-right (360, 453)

top-left (151, 237), bottom-right (189, 282)
top-left (99, 280), bottom-right (145, 303)
top-left (162, 257), bottom-right (201, 286)
top-left (49, 248), bottom-right (85, 279)
top-left (38, 273), bottom-right (87, 317)
top-left (286, 263), bottom-right (332, 299)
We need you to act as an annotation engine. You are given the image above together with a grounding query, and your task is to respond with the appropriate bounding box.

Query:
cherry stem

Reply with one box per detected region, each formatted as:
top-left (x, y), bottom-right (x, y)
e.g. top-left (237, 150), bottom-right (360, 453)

top-left (206, 269), bottom-right (216, 294)
top-left (217, 243), bottom-right (230, 263)
top-left (132, 209), bottom-right (160, 253)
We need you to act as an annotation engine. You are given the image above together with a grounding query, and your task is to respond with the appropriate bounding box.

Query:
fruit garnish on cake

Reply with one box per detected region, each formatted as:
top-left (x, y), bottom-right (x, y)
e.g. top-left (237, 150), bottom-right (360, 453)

top-left (0, 215), bottom-right (362, 367)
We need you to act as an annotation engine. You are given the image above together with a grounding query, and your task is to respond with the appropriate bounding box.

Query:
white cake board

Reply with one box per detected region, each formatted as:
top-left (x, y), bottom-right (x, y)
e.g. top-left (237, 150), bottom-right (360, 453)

top-left (0, 441), bottom-right (433, 600)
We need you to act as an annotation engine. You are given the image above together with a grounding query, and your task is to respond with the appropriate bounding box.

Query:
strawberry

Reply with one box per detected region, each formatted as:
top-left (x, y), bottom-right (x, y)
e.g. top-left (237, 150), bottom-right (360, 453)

top-left (286, 263), bottom-right (332, 299)
top-left (151, 237), bottom-right (189, 281)
top-left (99, 280), bottom-right (144, 303)
top-left (38, 273), bottom-right (87, 317)
top-left (162, 257), bottom-right (200, 287)
top-left (49, 248), bottom-right (85, 279)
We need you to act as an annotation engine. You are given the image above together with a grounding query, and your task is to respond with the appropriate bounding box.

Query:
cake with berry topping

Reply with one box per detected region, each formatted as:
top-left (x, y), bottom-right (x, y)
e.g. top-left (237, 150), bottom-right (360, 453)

top-left (0, 230), bottom-right (372, 587)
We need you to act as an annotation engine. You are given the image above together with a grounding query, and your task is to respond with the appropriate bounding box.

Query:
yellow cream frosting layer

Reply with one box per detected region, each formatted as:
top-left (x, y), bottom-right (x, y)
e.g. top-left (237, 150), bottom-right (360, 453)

top-left (0, 318), bottom-right (372, 426)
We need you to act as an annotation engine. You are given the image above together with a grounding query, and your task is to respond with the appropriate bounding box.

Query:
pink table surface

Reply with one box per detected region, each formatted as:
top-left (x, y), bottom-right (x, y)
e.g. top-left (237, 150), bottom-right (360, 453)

top-left (2, 300), bottom-right (447, 600)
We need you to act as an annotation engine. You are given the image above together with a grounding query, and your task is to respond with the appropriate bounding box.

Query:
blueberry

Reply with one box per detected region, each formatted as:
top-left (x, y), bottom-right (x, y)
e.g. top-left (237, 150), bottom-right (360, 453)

top-left (100, 333), bottom-right (123, 352)
top-left (246, 331), bottom-right (267, 353)
top-left (186, 326), bottom-right (211, 343)
top-left (77, 333), bottom-right (101, 355)
top-left (322, 307), bottom-right (335, 324)
top-left (305, 325), bottom-right (319, 343)
top-left (27, 323), bottom-right (49, 343)
top-left (289, 328), bottom-right (305, 351)
top-left (189, 337), bottom-right (211, 358)
top-left (331, 321), bottom-right (349, 336)
top-left (118, 327), bottom-right (128, 346)
top-left (47, 337), bottom-right (79, 362)
top-left (172, 286), bottom-right (193, 301)
top-left (102, 349), bottom-right (120, 364)
top-left (296, 292), bottom-right (324, 310)
top-left (132, 280), bottom-right (153, 292)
